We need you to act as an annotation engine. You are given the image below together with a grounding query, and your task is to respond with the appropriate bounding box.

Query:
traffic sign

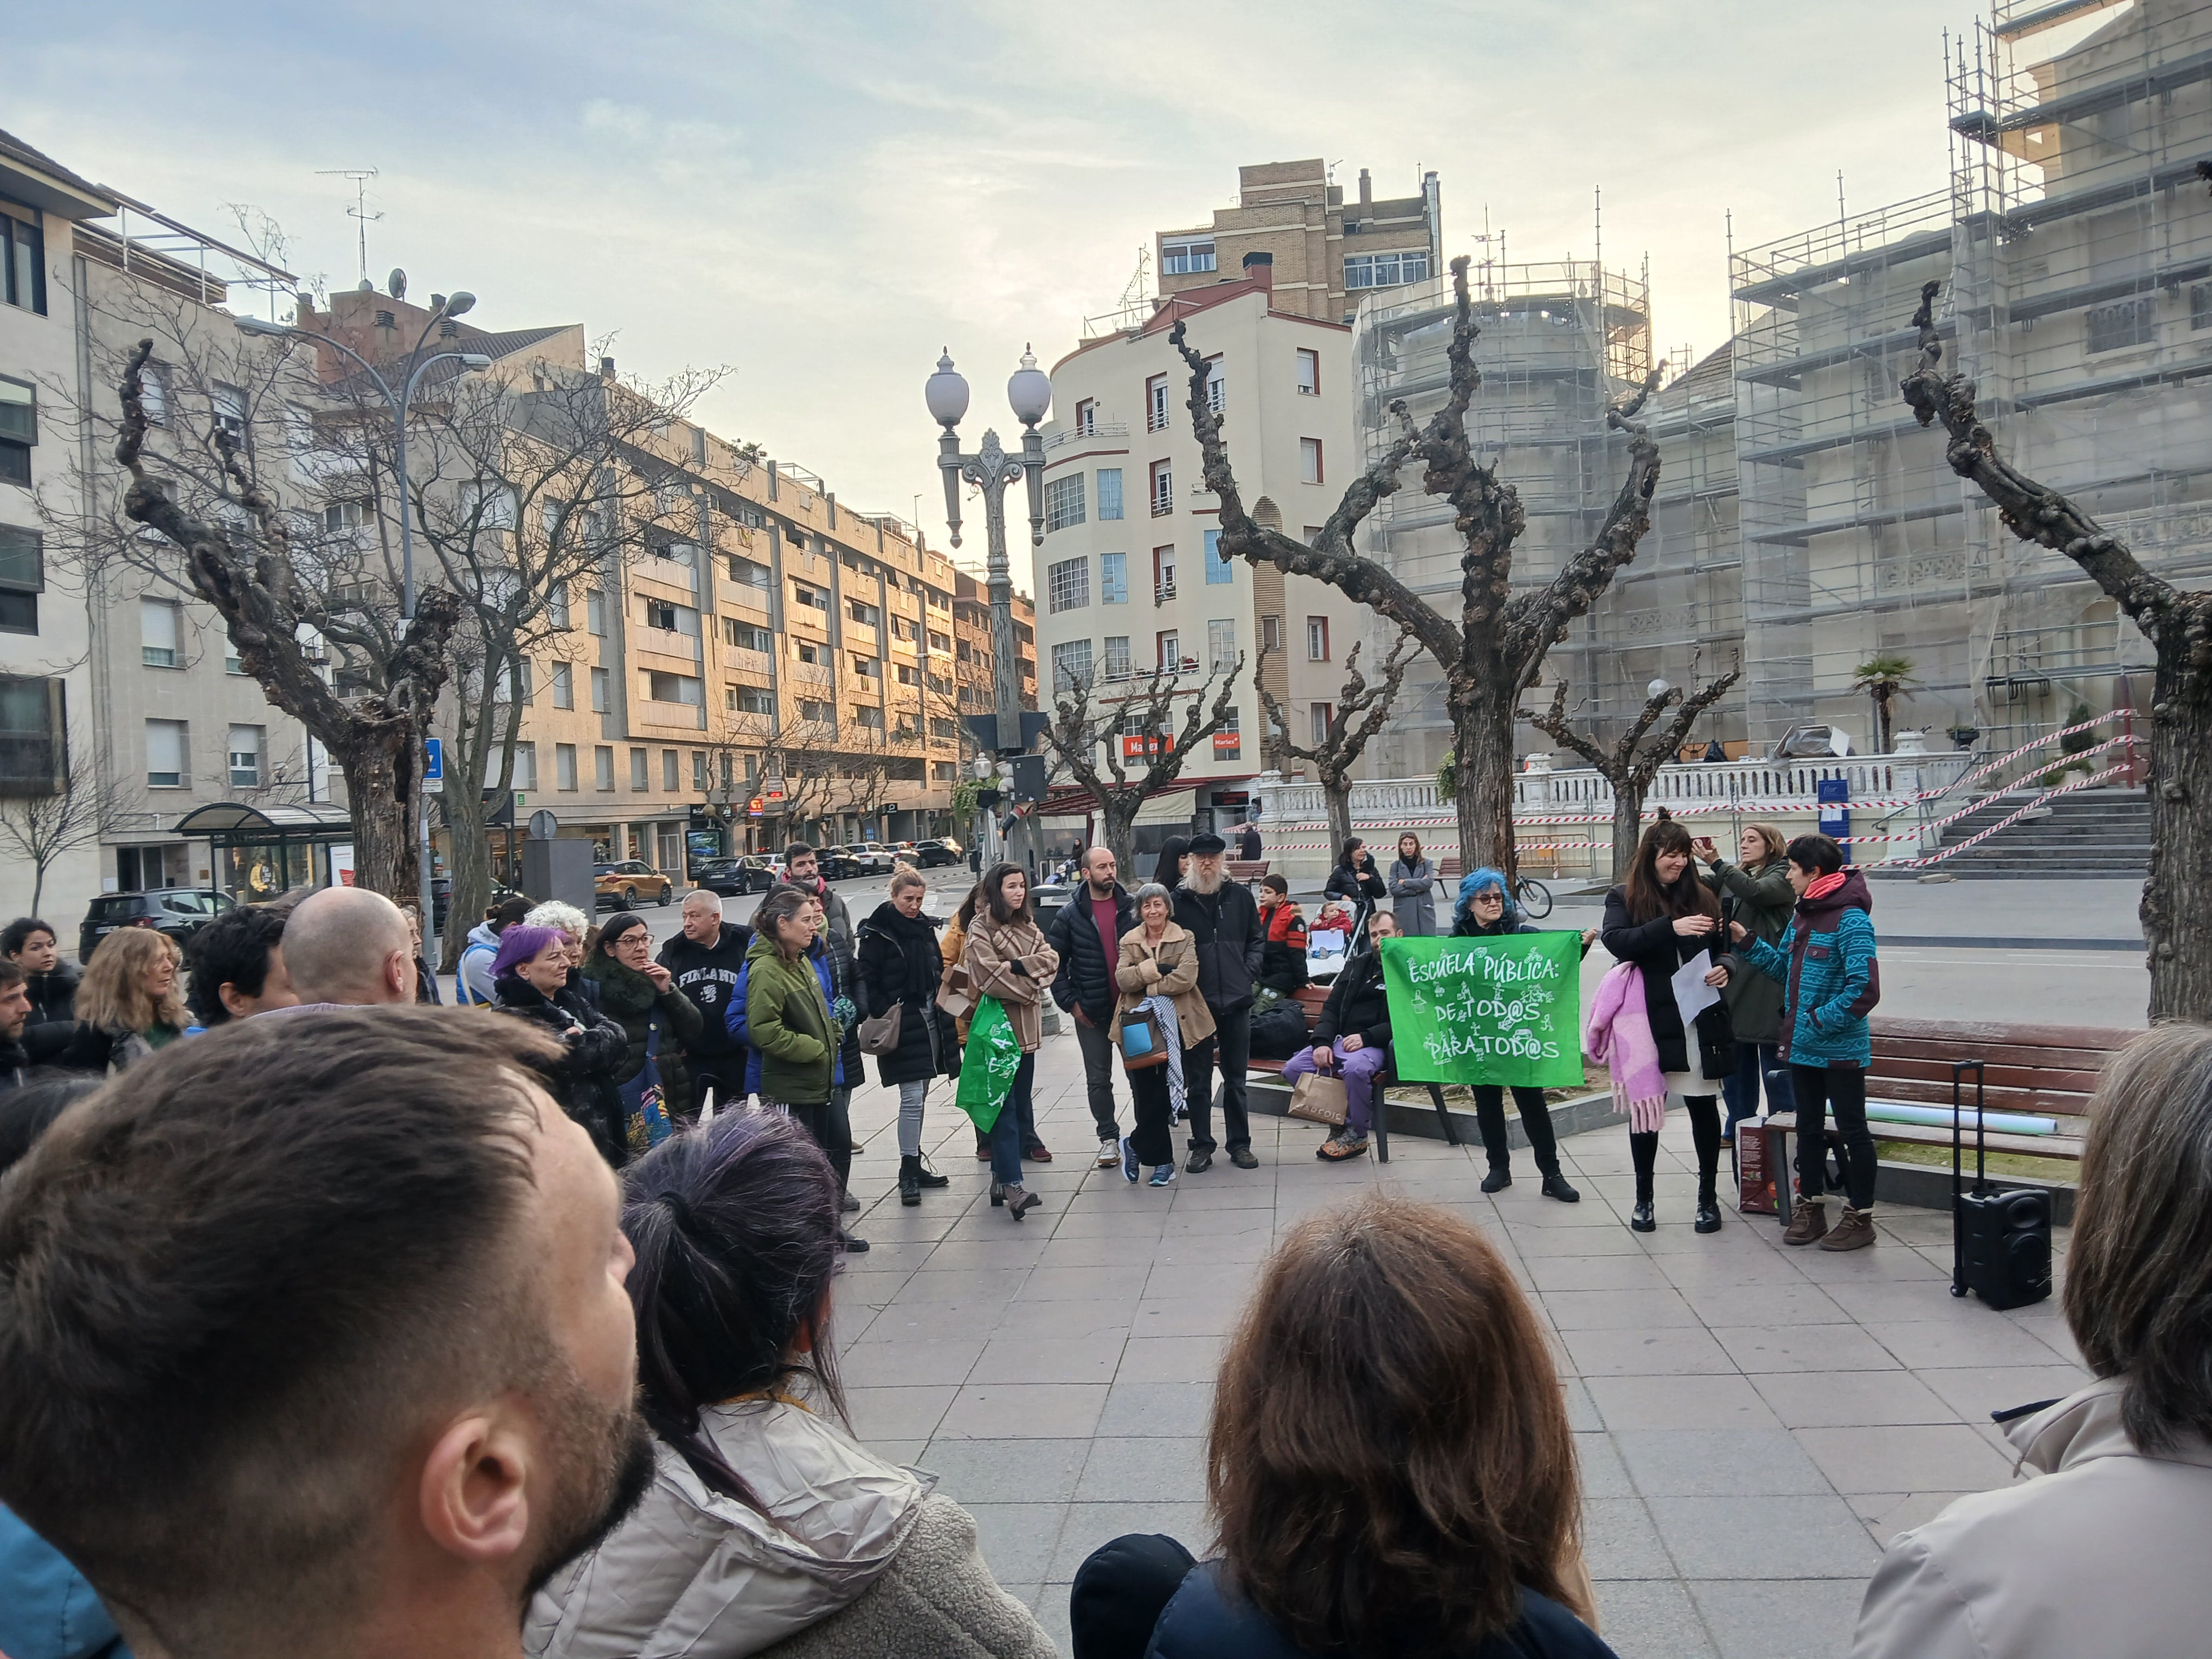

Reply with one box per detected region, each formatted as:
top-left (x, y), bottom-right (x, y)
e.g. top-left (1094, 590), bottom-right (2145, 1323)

top-left (423, 737), bottom-right (443, 794)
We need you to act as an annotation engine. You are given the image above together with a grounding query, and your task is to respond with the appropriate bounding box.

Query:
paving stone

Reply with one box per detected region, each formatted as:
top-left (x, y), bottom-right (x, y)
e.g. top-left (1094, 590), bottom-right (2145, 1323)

top-left (1690, 1576), bottom-right (1869, 1659)
top-left (1792, 1423), bottom-right (2018, 1495)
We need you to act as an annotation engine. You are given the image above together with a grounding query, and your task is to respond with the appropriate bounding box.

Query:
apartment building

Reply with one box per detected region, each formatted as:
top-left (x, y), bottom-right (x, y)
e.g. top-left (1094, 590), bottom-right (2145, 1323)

top-left (1034, 252), bottom-right (1369, 841)
top-left (1155, 159), bottom-right (1442, 325)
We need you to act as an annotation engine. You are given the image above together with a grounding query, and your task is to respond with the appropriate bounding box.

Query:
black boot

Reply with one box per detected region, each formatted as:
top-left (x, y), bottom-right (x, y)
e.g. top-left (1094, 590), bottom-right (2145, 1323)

top-left (1631, 1173), bottom-right (1657, 1233)
top-left (1539, 1169), bottom-right (1581, 1204)
top-left (1481, 1165), bottom-right (1512, 1194)
top-left (1694, 1175), bottom-right (1722, 1234)
top-left (914, 1155), bottom-right (949, 1188)
top-left (899, 1155), bottom-right (922, 1207)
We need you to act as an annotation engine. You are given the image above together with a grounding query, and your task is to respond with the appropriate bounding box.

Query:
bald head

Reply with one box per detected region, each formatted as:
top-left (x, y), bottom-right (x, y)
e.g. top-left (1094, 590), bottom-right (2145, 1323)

top-left (281, 887), bottom-right (414, 1006)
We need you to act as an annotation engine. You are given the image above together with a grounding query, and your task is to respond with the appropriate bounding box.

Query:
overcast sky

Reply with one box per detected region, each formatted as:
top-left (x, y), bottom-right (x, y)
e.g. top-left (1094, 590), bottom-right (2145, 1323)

top-left (15, 0), bottom-right (1967, 546)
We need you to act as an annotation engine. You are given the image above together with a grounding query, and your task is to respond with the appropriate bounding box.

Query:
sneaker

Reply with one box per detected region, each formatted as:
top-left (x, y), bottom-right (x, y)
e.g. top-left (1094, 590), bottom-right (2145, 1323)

top-left (839, 1231), bottom-right (870, 1255)
top-left (1096, 1137), bottom-right (1121, 1168)
top-left (1317, 1129), bottom-right (1369, 1162)
top-left (1185, 1149), bottom-right (1214, 1174)
top-left (1024, 1141), bottom-right (1053, 1163)
top-left (1481, 1167), bottom-right (1512, 1194)
top-left (1120, 1136), bottom-right (1141, 1185)
top-left (1818, 1206), bottom-right (1877, 1252)
top-left (1148, 1164), bottom-right (1176, 1187)
top-left (1229, 1146), bottom-right (1259, 1169)
top-left (840, 1191), bottom-right (860, 1214)
top-left (1783, 1200), bottom-right (1829, 1246)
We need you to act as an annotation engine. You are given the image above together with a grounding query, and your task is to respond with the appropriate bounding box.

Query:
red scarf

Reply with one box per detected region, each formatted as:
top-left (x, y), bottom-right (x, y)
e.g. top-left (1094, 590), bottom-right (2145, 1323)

top-left (1802, 871), bottom-right (1848, 903)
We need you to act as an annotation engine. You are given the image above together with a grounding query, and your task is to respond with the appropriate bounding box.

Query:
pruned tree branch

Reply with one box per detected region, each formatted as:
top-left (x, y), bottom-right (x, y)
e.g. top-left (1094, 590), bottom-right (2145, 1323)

top-left (1042, 657), bottom-right (1248, 869)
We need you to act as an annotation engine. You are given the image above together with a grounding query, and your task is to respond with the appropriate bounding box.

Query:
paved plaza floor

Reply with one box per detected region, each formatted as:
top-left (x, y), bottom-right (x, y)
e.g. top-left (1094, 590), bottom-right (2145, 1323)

top-left (828, 1025), bottom-right (2085, 1659)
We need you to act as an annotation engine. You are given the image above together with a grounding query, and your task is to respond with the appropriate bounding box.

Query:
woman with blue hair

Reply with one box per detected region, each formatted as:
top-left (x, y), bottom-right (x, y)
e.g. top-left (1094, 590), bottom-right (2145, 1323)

top-left (1452, 869), bottom-right (1598, 1201)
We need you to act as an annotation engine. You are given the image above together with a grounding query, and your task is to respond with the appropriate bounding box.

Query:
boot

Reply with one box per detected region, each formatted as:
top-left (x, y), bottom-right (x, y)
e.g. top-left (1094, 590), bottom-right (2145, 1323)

top-left (1539, 1170), bottom-right (1581, 1204)
top-left (898, 1155), bottom-right (922, 1207)
top-left (1818, 1206), bottom-right (1876, 1251)
top-left (1784, 1199), bottom-right (1828, 1246)
top-left (914, 1155), bottom-right (949, 1188)
top-left (1694, 1172), bottom-right (1722, 1233)
top-left (1481, 1166), bottom-right (1513, 1194)
top-left (1630, 1174), bottom-right (1656, 1233)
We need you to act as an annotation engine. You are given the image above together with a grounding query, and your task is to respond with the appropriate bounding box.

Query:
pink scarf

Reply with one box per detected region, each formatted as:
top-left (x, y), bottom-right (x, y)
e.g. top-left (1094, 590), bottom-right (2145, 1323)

top-left (1584, 963), bottom-right (1667, 1133)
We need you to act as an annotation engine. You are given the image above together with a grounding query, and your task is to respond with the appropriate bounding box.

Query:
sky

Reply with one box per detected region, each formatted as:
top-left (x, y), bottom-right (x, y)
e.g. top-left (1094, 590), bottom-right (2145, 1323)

top-left (12, 0), bottom-right (1967, 544)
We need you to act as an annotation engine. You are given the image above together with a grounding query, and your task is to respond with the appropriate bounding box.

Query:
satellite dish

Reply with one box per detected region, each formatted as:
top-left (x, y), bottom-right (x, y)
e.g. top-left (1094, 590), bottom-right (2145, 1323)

top-left (388, 268), bottom-right (407, 300)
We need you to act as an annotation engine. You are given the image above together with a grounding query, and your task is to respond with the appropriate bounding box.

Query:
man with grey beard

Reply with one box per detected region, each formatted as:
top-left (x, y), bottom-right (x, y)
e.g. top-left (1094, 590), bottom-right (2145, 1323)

top-left (1172, 831), bottom-right (1266, 1171)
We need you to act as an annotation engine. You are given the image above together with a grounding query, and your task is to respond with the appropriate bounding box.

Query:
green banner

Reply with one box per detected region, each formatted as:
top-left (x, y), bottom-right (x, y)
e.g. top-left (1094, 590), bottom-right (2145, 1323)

top-left (1378, 933), bottom-right (1585, 1089)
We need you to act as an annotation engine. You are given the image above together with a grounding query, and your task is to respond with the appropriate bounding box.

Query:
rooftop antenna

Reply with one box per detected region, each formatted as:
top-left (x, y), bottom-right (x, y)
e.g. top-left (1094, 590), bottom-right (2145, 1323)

top-left (1593, 184), bottom-right (1604, 294)
top-left (317, 167), bottom-right (381, 287)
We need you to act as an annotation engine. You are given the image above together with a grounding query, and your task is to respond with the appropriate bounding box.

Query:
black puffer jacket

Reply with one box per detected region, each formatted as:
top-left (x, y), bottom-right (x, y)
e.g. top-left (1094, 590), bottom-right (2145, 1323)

top-left (490, 974), bottom-right (629, 1160)
top-left (857, 901), bottom-right (956, 1087)
top-left (1600, 883), bottom-right (1736, 1081)
top-left (21, 962), bottom-right (79, 1065)
top-left (1324, 856), bottom-right (1389, 938)
top-left (1172, 881), bottom-right (1265, 1012)
top-left (582, 956), bottom-right (706, 1121)
top-left (1312, 946), bottom-right (1392, 1052)
top-left (1046, 882), bottom-right (1138, 1025)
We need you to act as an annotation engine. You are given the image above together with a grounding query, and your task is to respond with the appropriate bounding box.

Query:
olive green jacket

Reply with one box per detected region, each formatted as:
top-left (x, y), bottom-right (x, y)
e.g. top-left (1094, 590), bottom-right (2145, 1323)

top-left (745, 933), bottom-right (834, 1106)
top-left (1706, 857), bottom-right (1794, 1045)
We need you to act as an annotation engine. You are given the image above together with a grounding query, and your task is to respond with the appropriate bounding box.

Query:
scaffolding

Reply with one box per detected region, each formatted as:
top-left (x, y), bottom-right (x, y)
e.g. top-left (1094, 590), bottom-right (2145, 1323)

top-left (1352, 259), bottom-right (1653, 774)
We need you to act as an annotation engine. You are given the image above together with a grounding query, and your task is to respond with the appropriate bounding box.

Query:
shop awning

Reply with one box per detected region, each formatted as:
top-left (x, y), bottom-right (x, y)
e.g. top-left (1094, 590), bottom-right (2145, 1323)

top-left (171, 801), bottom-right (355, 839)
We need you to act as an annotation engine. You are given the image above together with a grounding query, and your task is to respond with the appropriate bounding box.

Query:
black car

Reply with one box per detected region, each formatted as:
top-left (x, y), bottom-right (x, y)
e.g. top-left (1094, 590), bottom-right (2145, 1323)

top-left (816, 845), bottom-right (861, 880)
top-left (692, 854), bottom-right (779, 896)
top-left (913, 837), bottom-right (964, 869)
top-left (79, 888), bottom-right (239, 961)
top-left (430, 878), bottom-right (525, 933)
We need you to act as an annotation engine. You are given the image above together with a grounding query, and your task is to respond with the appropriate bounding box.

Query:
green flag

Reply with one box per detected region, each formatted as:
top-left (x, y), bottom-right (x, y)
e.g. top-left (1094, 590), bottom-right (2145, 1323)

top-left (1378, 933), bottom-right (1585, 1089)
top-left (955, 994), bottom-right (1025, 1135)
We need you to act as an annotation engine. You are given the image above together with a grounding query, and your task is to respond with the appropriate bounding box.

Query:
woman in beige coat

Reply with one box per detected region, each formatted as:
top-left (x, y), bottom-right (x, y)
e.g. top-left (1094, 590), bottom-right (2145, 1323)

top-left (1112, 882), bottom-right (1217, 1187)
top-left (961, 863), bottom-right (1059, 1219)
top-left (1852, 1021), bottom-right (2212, 1659)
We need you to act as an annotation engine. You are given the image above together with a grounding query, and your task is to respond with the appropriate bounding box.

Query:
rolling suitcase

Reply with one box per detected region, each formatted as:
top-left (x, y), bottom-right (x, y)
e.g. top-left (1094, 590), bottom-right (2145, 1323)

top-left (1950, 1059), bottom-right (2053, 1311)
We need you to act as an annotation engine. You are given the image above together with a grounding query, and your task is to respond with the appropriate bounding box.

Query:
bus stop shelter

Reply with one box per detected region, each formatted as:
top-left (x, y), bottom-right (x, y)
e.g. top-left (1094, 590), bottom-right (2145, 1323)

top-left (171, 801), bottom-right (355, 903)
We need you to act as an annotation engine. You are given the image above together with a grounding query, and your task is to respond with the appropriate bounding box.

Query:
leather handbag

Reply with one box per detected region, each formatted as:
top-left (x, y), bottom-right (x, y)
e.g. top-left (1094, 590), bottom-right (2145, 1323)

top-left (1115, 1006), bottom-right (1171, 1071)
top-left (858, 1000), bottom-right (904, 1056)
top-left (1287, 1068), bottom-right (1349, 1126)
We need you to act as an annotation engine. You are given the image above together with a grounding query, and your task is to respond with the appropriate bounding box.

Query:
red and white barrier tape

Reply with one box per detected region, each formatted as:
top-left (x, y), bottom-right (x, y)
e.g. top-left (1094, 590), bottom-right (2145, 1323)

top-left (1876, 757), bottom-right (2139, 868)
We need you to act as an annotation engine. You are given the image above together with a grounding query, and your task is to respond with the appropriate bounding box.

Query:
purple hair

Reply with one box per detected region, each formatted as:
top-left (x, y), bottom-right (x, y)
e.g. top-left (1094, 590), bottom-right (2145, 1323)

top-left (491, 923), bottom-right (565, 980)
top-left (620, 1109), bottom-right (847, 1507)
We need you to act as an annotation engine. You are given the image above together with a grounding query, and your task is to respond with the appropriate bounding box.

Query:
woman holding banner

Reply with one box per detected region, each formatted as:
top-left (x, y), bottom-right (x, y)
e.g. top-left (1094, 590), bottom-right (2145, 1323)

top-left (1596, 820), bottom-right (1736, 1235)
top-left (1452, 869), bottom-right (1596, 1202)
top-left (1113, 883), bottom-right (1216, 1187)
top-left (961, 863), bottom-right (1060, 1221)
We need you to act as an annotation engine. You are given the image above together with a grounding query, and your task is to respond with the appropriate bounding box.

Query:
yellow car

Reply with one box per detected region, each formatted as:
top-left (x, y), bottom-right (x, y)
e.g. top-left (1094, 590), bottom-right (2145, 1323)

top-left (593, 860), bottom-right (674, 909)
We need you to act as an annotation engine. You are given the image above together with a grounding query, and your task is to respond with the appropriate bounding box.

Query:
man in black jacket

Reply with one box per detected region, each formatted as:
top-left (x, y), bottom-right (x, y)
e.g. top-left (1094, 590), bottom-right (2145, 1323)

top-left (1048, 846), bottom-right (1139, 1168)
top-left (1173, 832), bottom-right (1266, 1172)
top-left (1281, 910), bottom-right (1401, 1162)
top-left (657, 890), bottom-right (755, 1111)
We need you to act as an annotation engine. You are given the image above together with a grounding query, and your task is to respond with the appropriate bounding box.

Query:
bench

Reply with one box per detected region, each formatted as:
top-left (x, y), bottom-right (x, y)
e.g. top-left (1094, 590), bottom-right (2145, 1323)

top-left (1747, 1016), bottom-right (2127, 1223)
top-left (1244, 982), bottom-right (1456, 1163)
top-left (1226, 857), bottom-right (1270, 890)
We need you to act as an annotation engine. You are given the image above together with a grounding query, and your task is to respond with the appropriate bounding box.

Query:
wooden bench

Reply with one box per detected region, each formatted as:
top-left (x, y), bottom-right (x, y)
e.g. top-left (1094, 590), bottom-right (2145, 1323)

top-left (1244, 982), bottom-right (1456, 1163)
top-left (1226, 857), bottom-right (1270, 890)
top-left (1749, 1016), bottom-right (2128, 1221)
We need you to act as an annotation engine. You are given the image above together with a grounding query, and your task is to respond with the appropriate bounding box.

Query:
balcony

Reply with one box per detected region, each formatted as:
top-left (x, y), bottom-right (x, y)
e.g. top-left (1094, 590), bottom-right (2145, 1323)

top-left (786, 658), bottom-right (833, 687)
top-left (1044, 419), bottom-right (1128, 452)
top-left (1150, 496), bottom-right (1174, 518)
top-left (1154, 581), bottom-right (1176, 606)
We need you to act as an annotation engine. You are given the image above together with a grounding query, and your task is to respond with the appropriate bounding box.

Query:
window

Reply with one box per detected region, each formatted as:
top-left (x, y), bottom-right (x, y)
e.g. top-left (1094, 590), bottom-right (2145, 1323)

top-left (1311, 702), bottom-right (1333, 745)
top-left (1047, 556), bottom-right (1090, 614)
top-left (931, 760), bottom-right (957, 782)
top-left (1103, 634), bottom-right (1132, 679)
top-left (586, 589), bottom-right (607, 635)
top-left (1, 208), bottom-right (46, 315)
top-left (0, 676), bottom-right (64, 794)
top-left (139, 362), bottom-right (169, 427)
top-left (0, 378), bottom-right (34, 487)
top-left (722, 618), bottom-right (772, 652)
top-left (1146, 375), bottom-right (1169, 433)
top-left (1073, 398), bottom-right (1097, 435)
top-left (1099, 551), bottom-right (1127, 605)
top-left (692, 750), bottom-right (708, 789)
top-left (551, 662), bottom-right (574, 709)
top-left (460, 478), bottom-right (517, 530)
top-left (1296, 348), bottom-right (1320, 395)
top-left (889, 615), bottom-right (916, 642)
top-left (2088, 297), bottom-right (2155, 353)
top-left (1343, 249), bottom-right (1431, 289)
top-left (661, 749), bottom-right (680, 790)
top-left (792, 638), bottom-right (821, 665)
top-left (140, 598), bottom-right (181, 668)
top-left (1095, 466), bottom-right (1125, 523)
top-left (1262, 614), bottom-right (1282, 653)
top-left (590, 666), bottom-right (609, 711)
top-left (645, 597), bottom-right (680, 631)
top-left (1150, 459), bottom-right (1173, 516)
top-left (1157, 630), bottom-right (1180, 670)
top-left (1207, 618), bottom-right (1238, 673)
top-left (1204, 529), bottom-right (1232, 585)
top-left (647, 670), bottom-right (703, 704)
top-left (629, 747), bottom-right (648, 790)
top-left (1051, 638), bottom-right (1093, 690)
top-left (726, 554), bottom-right (770, 591)
top-left (1307, 615), bottom-right (1330, 660)
top-left (797, 699), bottom-right (834, 725)
top-left (1153, 544), bottom-right (1176, 599)
top-left (1205, 356), bottom-right (1224, 415)
top-left (595, 746), bottom-right (615, 790)
top-left (1045, 472), bottom-right (1086, 532)
top-left (496, 657), bottom-right (533, 704)
top-left (0, 525), bottom-right (40, 635)
top-left (928, 627), bottom-right (951, 652)
top-left (2193, 284), bottom-right (2212, 331)
top-left (227, 724), bottom-right (263, 787)
top-left (895, 663), bottom-right (917, 685)
top-left (146, 719), bottom-right (188, 788)
top-left (1162, 237), bottom-right (1215, 275)
top-left (853, 705), bottom-right (884, 731)
top-left (847, 597), bottom-right (880, 627)
top-left (556, 743), bottom-right (578, 790)
top-left (322, 499), bottom-right (368, 532)
top-left (1300, 438), bottom-right (1324, 485)
top-left (791, 581), bottom-right (828, 613)
top-left (513, 742), bottom-right (538, 791)
top-left (728, 684), bottom-right (773, 715)
top-left (850, 654), bottom-right (880, 679)
top-left (931, 715), bottom-right (957, 738)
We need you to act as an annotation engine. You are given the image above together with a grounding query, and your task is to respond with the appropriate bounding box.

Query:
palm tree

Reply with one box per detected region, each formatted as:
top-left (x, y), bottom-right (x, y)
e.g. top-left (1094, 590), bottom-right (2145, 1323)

top-left (1850, 653), bottom-right (1921, 753)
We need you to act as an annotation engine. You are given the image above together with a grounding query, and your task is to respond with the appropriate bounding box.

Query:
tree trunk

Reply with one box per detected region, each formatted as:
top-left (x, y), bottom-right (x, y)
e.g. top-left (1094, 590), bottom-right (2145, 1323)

top-left (1874, 691), bottom-right (1893, 755)
top-left (1611, 787), bottom-right (1645, 882)
top-left (2144, 638), bottom-right (2212, 1021)
top-left (1101, 799), bottom-right (1140, 880)
top-left (331, 731), bottom-right (426, 902)
top-left (442, 799), bottom-right (494, 968)
top-left (1323, 779), bottom-right (1353, 862)
top-left (1453, 680), bottom-right (1520, 879)
top-left (30, 864), bottom-right (45, 916)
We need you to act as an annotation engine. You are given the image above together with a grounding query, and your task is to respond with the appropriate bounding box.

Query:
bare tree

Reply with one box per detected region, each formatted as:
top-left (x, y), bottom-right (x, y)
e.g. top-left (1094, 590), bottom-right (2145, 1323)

top-left (1174, 255), bottom-right (1661, 878)
top-left (1040, 659), bottom-right (1247, 873)
top-left (1525, 662), bottom-right (1741, 879)
top-left (1255, 629), bottom-right (1418, 852)
top-left (704, 708), bottom-right (892, 849)
top-left (1902, 278), bottom-right (2212, 1020)
top-left (0, 738), bottom-right (136, 915)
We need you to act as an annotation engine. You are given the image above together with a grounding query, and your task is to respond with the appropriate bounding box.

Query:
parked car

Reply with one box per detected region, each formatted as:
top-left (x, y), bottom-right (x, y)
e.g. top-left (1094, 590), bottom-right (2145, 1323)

top-left (593, 860), bottom-right (674, 908)
top-left (912, 837), bottom-right (964, 868)
top-left (852, 843), bottom-right (898, 874)
top-left (79, 888), bottom-right (239, 961)
top-left (691, 854), bottom-right (779, 896)
top-left (816, 845), bottom-right (861, 880)
top-left (429, 878), bottom-right (524, 933)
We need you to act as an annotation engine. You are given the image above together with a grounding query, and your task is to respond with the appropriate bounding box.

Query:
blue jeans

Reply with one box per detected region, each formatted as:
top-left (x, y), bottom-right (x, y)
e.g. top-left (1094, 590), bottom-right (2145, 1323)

top-left (1721, 1041), bottom-right (1791, 1131)
top-left (988, 1052), bottom-right (1037, 1187)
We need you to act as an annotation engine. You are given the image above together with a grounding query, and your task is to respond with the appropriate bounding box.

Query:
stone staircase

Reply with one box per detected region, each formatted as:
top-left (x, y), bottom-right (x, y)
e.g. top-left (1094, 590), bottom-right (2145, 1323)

top-left (1881, 788), bottom-right (2151, 878)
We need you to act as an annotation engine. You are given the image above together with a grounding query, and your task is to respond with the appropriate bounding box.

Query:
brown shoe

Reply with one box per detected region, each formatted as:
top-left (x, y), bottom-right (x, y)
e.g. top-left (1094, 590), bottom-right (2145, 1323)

top-left (1818, 1206), bottom-right (1876, 1251)
top-left (1783, 1200), bottom-right (1828, 1246)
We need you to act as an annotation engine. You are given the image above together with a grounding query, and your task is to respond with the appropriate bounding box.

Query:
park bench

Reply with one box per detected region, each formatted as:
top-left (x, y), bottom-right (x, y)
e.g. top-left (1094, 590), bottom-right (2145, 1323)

top-left (1747, 1015), bottom-right (2126, 1222)
top-left (1244, 981), bottom-right (1457, 1163)
top-left (1226, 857), bottom-right (1270, 890)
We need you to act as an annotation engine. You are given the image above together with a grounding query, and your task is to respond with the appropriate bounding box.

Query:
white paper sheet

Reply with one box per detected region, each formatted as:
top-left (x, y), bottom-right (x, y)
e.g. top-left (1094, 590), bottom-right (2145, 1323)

top-left (1670, 949), bottom-right (1722, 1028)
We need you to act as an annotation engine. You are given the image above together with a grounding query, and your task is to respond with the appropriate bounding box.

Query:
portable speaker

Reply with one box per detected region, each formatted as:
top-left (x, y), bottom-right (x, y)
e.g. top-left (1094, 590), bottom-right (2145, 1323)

top-left (1951, 1060), bottom-right (2053, 1312)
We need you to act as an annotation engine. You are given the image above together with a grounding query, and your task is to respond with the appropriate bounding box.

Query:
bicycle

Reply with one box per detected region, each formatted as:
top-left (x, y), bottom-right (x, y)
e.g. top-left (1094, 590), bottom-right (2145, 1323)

top-left (1513, 874), bottom-right (1553, 919)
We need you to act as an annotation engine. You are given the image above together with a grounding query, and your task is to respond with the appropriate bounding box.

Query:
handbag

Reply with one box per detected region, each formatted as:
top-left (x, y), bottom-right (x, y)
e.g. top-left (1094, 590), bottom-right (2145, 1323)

top-left (1287, 1067), bottom-right (1349, 1126)
top-left (621, 1013), bottom-right (676, 1155)
top-left (858, 1000), bottom-right (904, 1056)
top-left (1115, 1005), bottom-right (1171, 1071)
